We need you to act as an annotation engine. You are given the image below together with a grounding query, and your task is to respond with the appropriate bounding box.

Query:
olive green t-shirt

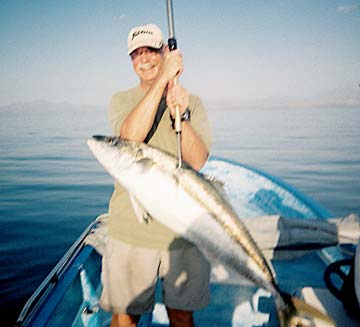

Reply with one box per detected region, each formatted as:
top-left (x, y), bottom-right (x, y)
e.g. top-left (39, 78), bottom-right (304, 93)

top-left (107, 85), bottom-right (212, 249)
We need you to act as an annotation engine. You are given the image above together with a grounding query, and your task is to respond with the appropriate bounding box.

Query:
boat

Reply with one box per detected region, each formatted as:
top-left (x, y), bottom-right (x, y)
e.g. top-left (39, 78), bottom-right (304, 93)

top-left (15, 156), bottom-right (360, 327)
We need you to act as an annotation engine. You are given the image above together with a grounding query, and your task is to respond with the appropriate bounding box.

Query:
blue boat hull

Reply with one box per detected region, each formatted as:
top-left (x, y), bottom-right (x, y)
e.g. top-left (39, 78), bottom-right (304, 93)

top-left (16, 156), bottom-right (353, 327)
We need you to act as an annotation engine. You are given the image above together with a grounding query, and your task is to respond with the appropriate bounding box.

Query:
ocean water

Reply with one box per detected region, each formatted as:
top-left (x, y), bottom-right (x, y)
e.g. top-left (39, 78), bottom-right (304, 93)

top-left (1, 105), bottom-right (359, 326)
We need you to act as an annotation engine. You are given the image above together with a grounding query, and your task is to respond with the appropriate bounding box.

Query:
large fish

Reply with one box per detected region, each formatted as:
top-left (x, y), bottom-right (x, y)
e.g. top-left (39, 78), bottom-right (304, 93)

top-left (88, 135), bottom-right (335, 327)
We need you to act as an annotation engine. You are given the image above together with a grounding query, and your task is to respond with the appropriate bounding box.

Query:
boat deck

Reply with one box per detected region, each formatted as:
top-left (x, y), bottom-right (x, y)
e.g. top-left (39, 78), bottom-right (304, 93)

top-left (19, 242), bottom-right (358, 327)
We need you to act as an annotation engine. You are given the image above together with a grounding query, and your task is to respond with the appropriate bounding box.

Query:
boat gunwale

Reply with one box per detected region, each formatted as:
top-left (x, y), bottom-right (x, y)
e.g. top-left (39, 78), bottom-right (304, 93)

top-left (207, 156), bottom-right (331, 219)
top-left (15, 219), bottom-right (100, 326)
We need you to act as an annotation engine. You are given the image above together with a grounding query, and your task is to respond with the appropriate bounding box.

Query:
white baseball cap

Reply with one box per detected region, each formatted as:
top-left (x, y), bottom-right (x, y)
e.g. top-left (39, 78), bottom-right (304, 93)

top-left (127, 24), bottom-right (165, 55)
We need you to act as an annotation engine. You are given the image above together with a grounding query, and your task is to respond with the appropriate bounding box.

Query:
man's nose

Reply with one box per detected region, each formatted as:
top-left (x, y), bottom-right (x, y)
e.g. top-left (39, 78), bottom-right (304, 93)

top-left (139, 50), bottom-right (151, 62)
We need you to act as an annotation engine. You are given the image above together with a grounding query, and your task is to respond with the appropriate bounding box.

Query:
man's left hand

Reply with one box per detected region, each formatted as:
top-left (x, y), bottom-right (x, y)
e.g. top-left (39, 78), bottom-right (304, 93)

top-left (166, 80), bottom-right (190, 118)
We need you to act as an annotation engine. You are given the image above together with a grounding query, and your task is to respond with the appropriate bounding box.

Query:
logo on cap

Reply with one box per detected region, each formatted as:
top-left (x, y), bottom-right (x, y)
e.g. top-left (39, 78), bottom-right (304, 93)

top-left (131, 29), bottom-right (154, 41)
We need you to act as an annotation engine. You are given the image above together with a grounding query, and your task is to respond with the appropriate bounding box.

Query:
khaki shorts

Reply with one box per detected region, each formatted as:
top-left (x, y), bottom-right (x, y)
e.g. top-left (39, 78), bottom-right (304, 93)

top-left (100, 237), bottom-right (211, 315)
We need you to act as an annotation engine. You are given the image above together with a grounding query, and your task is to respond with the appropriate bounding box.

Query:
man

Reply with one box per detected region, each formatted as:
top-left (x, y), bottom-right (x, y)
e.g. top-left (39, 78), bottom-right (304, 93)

top-left (100, 23), bottom-right (212, 327)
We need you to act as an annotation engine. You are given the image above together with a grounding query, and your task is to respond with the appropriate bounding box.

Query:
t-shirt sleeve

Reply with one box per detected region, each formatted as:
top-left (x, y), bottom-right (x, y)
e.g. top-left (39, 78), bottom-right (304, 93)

top-left (108, 92), bottom-right (134, 136)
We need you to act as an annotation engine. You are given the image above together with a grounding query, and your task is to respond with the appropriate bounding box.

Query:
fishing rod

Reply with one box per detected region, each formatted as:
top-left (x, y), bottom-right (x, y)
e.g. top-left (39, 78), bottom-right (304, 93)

top-left (166, 0), bottom-right (182, 168)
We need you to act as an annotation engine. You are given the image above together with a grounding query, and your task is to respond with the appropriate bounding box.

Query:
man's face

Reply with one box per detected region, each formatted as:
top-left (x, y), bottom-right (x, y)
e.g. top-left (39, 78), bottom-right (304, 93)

top-left (131, 46), bottom-right (163, 85)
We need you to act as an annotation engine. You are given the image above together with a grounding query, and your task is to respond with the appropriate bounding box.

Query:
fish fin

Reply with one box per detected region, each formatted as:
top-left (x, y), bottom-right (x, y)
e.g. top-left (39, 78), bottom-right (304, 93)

top-left (129, 194), bottom-right (152, 224)
top-left (204, 174), bottom-right (232, 202)
top-left (278, 293), bottom-right (336, 327)
top-left (204, 174), bottom-right (224, 185)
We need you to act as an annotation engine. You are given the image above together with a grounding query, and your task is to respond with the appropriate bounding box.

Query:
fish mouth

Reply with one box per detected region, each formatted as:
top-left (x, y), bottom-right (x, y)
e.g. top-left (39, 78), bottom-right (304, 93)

top-left (90, 136), bottom-right (141, 156)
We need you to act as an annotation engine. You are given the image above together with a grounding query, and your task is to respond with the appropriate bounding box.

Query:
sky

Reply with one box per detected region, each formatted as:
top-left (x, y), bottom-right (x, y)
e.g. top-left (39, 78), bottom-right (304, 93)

top-left (0, 0), bottom-right (359, 108)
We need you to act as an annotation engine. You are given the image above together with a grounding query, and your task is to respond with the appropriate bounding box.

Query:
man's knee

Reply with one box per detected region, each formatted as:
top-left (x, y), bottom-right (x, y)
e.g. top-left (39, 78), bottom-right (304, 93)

top-left (166, 307), bottom-right (194, 327)
top-left (110, 313), bottom-right (140, 327)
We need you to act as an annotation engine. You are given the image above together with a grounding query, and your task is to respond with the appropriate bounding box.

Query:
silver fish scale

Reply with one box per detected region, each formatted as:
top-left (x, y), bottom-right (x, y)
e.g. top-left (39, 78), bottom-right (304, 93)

top-left (180, 166), bottom-right (276, 283)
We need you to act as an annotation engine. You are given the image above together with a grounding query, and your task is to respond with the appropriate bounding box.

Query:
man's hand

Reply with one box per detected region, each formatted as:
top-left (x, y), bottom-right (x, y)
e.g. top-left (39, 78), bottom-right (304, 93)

top-left (166, 80), bottom-right (189, 117)
top-left (158, 46), bottom-right (184, 85)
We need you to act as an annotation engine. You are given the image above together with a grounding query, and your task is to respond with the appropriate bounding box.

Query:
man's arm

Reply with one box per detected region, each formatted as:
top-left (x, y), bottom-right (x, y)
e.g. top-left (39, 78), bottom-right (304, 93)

top-left (179, 121), bottom-right (209, 171)
top-left (120, 48), bottom-right (183, 142)
top-left (120, 77), bottom-right (167, 141)
top-left (167, 82), bottom-right (210, 170)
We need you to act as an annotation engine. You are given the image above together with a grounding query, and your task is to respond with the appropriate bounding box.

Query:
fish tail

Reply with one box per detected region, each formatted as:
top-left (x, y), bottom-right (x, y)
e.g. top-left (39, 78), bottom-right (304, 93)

top-left (277, 292), bottom-right (336, 327)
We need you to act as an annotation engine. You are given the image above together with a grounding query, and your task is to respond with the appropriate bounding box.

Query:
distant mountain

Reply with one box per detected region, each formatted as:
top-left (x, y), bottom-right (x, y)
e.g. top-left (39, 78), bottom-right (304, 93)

top-left (314, 87), bottom-right (360, 107)
top-left (2, 88), bottom-right (359, 112)
top-left (0, 100), bottom-right (104, 112)
top-left (206, 87), bottom-right (360, 110)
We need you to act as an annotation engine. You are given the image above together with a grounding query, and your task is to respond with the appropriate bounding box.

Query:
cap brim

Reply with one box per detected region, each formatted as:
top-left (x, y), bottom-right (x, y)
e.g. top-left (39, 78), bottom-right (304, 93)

top-left (128, 41), bottom-right (163, 55)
